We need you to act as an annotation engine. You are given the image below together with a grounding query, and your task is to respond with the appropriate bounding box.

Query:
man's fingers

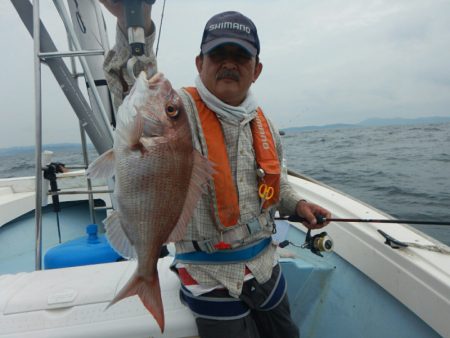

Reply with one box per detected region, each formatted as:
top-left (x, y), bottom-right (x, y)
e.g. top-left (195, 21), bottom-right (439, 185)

top-left (298, 205), bottom-right (318, 227)
top-left (296, 200), bottom-right (332, 229)
top-left (303, 211), bottom-right (317, 226)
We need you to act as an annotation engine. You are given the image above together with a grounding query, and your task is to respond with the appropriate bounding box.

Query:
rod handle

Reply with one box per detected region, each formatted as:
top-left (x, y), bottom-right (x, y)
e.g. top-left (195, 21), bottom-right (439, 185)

top-left (287, 214), bottom-right (326, 224)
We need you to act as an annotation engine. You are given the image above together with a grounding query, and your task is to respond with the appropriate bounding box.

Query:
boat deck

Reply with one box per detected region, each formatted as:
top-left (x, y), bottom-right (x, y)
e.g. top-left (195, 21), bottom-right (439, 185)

top-left (0, 200), bottom-right (106, 274)
top-left (281, 221), bottom-right (441, 338)
top-left (0, 221), bottom-right (441, 338)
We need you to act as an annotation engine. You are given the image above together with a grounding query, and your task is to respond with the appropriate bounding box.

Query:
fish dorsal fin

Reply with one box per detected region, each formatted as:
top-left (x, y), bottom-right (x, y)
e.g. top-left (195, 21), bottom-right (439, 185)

top-left (103, 210), bottom-right (137, 259)
top-left (86, 149), bottom-right (115, 179)
top-left (166, 150), bottom-right (215, 242)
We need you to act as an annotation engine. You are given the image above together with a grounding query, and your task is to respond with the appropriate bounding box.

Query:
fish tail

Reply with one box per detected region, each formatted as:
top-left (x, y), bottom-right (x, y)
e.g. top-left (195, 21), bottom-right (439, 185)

top-left (106, 273), bottom-right (165, 332)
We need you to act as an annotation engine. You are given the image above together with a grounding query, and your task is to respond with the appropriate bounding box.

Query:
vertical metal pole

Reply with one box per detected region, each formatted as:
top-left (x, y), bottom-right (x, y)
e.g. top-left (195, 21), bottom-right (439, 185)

top-left (33, 0), bottom-right (43, 271)
top-left (80, 121), bottom-right (96, 224)
top-left (66, 37), bottom-right (96, 225)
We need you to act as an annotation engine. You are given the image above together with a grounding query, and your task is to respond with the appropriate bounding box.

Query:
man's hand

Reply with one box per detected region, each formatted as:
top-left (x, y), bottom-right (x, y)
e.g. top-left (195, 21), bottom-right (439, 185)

top-left (295, 200), bottom-right (331, 229)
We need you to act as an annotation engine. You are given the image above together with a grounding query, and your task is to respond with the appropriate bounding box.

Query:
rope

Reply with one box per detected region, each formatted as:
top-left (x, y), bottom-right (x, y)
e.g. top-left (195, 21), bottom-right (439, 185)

top-left (404, 242), bottom-right (450, 254)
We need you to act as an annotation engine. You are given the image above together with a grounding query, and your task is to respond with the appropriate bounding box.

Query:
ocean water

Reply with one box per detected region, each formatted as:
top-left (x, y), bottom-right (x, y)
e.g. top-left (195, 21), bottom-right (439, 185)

top-left (282, 122), bottom-right (450, 246)
top-left (1, 123), bottom-right (449, 245)
top-left (0, 146), bottom-right (99, 179)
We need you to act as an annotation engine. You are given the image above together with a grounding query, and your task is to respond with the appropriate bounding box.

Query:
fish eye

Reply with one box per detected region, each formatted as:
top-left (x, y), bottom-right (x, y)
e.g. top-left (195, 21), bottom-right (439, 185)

top-left (165, 104), bottom-right (179, 118)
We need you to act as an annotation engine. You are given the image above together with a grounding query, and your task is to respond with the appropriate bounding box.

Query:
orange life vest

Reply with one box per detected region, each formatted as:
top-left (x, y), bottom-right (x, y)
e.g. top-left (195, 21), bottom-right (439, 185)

top-left (184, 87), bottom-right (281, 229)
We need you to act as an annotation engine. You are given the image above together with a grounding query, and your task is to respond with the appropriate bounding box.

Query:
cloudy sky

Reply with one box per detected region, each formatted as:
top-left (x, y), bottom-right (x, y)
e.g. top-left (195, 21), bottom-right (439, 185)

top-left (1, 0), bottom-right (450, 148)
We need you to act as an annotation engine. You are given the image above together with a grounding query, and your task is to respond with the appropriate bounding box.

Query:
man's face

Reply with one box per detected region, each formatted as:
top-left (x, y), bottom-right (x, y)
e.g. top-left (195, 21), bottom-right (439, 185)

top-left (196, 44), bottom-right (263, 106)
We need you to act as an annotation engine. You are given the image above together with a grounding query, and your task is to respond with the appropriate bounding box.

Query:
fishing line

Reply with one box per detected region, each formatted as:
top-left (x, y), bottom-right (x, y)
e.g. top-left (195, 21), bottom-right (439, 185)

top-left (155, 0), bottom-right (166, 57)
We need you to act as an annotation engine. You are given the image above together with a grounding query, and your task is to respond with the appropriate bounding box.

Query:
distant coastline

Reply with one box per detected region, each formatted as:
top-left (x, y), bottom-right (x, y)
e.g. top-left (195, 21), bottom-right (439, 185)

top-left (0, 143), bottom-right (94, 156)
top-left (1, 116), bottom-right (450, 153)
top-left (281, 116), bottom-right (450, 133)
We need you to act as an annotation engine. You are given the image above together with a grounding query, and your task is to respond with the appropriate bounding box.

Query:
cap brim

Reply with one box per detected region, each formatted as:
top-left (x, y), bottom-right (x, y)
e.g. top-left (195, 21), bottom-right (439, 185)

top-left (201, 37), bottom-right (257, 56)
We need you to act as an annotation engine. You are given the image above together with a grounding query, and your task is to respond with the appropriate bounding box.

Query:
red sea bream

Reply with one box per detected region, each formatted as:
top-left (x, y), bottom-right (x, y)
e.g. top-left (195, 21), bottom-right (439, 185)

top-left (87, 72), bottom-right (213, 332)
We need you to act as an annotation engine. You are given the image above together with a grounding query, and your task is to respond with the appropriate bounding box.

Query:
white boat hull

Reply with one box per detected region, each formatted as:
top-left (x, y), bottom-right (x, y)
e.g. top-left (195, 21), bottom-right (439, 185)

top-left (287, 175), bottom-right (450, 337)
top-left (0, 173), bottom-right (449, 337)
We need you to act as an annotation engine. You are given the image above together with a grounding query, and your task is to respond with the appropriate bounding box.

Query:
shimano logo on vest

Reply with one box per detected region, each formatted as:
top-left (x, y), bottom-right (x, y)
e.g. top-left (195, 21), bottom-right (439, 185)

top-left (209, 22), bottom-right (251, 34)
top-left (255, 116), bottom-right (270, 150)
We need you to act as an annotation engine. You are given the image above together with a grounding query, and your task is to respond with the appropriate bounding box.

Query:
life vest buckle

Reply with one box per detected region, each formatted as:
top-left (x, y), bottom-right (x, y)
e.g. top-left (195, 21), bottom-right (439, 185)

top-left (247, 217), bottom-right (263, 234)
top-left (196, 239), bottom-right (217, 253)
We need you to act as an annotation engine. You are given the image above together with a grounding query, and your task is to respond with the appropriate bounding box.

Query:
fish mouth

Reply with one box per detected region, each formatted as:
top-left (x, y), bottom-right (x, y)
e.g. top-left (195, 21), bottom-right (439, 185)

top-left (148, 72), bottom-right (165, 84)
top-left (148, 72), bottom-right (170, 89)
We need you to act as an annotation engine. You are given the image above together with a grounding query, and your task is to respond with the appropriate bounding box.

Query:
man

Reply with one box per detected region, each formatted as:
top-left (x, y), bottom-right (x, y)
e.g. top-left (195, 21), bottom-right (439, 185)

top-left (100, 1), bottom-right (331, 337)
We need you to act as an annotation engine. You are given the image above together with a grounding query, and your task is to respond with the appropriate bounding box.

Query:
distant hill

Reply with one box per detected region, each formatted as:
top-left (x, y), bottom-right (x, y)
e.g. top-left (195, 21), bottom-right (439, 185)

top-left (358, 116), bottom-right (450, 126)
top-left (282, 116), bottom-right (450, 133)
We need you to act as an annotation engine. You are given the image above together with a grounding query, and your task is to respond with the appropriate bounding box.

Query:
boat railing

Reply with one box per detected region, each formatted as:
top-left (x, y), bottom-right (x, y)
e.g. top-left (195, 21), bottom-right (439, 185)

top-left (16, 0), bottom-right (115, 270)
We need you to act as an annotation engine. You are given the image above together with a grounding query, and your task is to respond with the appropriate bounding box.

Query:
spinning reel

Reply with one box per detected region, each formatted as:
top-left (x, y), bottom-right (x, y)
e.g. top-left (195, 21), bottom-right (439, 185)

top-left (279, 228), bottom-right (334, 257)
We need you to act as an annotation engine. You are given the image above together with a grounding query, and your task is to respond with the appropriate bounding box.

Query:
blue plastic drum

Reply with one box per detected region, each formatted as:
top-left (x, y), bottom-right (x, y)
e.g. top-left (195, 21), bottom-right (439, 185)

top-left (44, 224), bottom-right (122, 269)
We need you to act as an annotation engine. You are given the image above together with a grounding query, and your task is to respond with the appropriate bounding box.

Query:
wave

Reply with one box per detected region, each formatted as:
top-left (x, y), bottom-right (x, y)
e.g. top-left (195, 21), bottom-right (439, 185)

top-left (430, 153), bottom-right (450, 162)
top-left (6, 163), bottom-right (34, 172)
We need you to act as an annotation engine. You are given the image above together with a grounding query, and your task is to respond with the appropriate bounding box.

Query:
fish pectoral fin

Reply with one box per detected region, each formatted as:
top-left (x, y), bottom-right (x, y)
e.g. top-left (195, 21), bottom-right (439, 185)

top-left (86, 149), bottom-right (115, 179)
top-left (140, 136), bottom-right (169, 149)
top-left (128, 105), bottom-right (145, 147)
top-left (131, 105), bottom-right (165, 144)
top-left (103, 211), bottom-right (137, 259)
top-left (167, 150), bottom-right (215, 242)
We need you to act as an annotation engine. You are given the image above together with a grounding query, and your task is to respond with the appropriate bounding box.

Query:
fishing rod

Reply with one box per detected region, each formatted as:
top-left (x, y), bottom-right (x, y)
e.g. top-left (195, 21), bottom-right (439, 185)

top-left (277, 214), bottom-right (450, 255)
top-left (281, 215), bottom-right (450, 226)
top-left (276, 215), bottom-right (450, 256)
